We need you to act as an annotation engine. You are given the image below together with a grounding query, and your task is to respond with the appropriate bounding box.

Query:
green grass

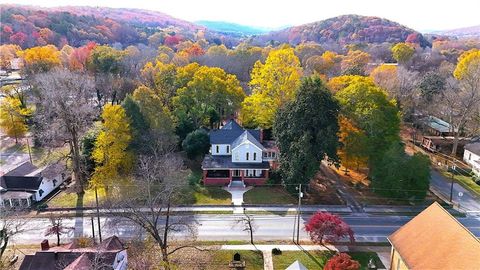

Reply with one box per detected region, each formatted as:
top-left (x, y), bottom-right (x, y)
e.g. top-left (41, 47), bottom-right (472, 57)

top-left (182, 170), bottom-right (232, 205)
top-left (272, 251), bottom-right (383, 270)
top-left (244, 187), bottom-right (296, 204)
top-left (441, 170), bottom-right (480, 196)
top-left (47, 188), bottom-right (106, 208)
top-left (209, 250), bottom-right (264, 270)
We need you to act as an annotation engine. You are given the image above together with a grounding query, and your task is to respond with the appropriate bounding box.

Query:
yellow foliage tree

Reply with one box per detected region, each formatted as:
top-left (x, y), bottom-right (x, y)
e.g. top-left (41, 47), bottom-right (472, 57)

top-left (17, 45), bottom-right (61, 72)
top-left (454, 49), bottom-right (480, 80)
top-left (91, 104), bottom-right (133, 193)
top-left (0, 95), bottom-right (31, 143)
top-left (391, 43), bottom-right (415, 64)
top-left (327, 75), bottom-right (374, 93)
top-left (240, 46), bottom-right (303, 128)
top-left (370, 64), bottom-right (399, 93)
top-left (340, 50), bottom-right (371, 75)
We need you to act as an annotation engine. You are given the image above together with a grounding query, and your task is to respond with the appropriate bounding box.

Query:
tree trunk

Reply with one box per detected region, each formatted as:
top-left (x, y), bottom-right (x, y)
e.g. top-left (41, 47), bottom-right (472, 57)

top-left (71, 130), bottom-right (84, 194)
top-left (57, 231), bottom-right (60, 246)
top-left (0, 231), bottom-right (8, 260)
top-left (451, 132), bottom-right (459, 157)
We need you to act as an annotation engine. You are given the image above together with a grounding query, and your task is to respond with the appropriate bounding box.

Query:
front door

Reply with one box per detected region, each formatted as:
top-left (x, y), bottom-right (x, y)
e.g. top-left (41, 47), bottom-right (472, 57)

top-left (232, 170), bottom-right (241, 177)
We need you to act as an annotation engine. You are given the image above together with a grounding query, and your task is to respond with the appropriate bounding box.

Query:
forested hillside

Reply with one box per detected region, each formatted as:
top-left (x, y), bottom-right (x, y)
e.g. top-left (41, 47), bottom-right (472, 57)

top-left (0, 5), bottom-right (238, 48)
top-left (251, 15), bottom-right (430, 47)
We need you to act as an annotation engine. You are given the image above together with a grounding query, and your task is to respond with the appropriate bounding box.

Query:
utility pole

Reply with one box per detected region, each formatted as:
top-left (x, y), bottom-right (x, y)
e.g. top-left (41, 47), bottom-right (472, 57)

top-left (95, 187), bottom-right (102, 242)
top-left (449, 164), bottom-right (456, 203)
top-left (296, 184), bottom-right (303, 244)
top-left (91, 216), bottom-right (96, 243)
top-left (26, 137), bottom-right (33, 164)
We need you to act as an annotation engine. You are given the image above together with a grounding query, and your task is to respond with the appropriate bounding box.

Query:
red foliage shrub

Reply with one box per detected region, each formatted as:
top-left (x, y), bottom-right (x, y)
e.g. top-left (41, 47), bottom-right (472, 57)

top-left (324, 253), bottom-right (360, 270)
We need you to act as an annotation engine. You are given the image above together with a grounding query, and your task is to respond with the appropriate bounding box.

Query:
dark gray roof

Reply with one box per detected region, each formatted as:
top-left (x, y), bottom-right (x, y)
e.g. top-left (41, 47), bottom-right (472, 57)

top-left (465, 142), bottom-right (480, 155)
top-left (231, 130), bottom-right (265, 150)
top-left (19, 251), bottom-right (117, 270)
top-left (202, 155), bottom-right (270, 169)
top-left (221, 119), bottom-right (243, 131)
top-left (210, 119), bottom-right (262, 145)
top-left (4, 162), bottom-right (38, 177)
top-left (1, 176), bottom-right (43, 190)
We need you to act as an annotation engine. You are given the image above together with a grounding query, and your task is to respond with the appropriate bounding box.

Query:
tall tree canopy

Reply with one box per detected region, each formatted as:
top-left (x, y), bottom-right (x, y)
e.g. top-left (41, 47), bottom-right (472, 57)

top-left (91, 104), bottom-right (133, 192)
top-left (241, 46), bottom-right (303, 128)
top-left (335, 80), bottom-right (400, 166)
top-left (274, 76), bottom-right (340, 190)
top-left (391, 42), bottom-right (415, 64)
top-left (17, 45), bottom-right (61, 73)
top-left (0, 95), bottom-right (31, 143)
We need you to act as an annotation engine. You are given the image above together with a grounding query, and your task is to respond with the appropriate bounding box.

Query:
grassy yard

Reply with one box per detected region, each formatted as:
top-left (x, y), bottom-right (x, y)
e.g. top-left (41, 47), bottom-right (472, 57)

top-left (244, 187), bottom-right (296, 204)
top-left (441, 170), bottom-right (480, 196)
top-left (47, 188), bottom-right (106, 208)
top-left (171, 249), bottom-right (264, 270)
top-left (272, 251), bottom-right (383, 270)
top-left (184, 186), bottom-right (232, 205)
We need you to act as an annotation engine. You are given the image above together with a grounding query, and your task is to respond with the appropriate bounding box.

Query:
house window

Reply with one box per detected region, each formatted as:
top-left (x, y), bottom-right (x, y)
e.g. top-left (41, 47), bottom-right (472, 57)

top-left (216, 145), bottom-right (219, 153)
top-left (226, 145), bottom-right (230, 153)
top-left (254, 152), bottom-right (257, 160)
top-left (469, 153), bottom-right (472, 160)
top-left (272, 152), bottom-right (276, 158)
top-left (246, 152), bottom-right (249, 160)
top-left (263, 152), bottom-right (268, 158)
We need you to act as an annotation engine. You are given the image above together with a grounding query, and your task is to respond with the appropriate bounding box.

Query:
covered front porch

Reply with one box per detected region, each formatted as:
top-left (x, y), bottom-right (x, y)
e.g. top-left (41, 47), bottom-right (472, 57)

top-left (202, 169), bottom-right (269, 186)
top-left (1, 191), bottom-right (34, 208)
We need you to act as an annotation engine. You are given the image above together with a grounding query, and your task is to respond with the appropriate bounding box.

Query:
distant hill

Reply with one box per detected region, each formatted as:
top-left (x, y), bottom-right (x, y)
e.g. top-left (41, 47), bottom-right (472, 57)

top-left (250, 14), bottom-right (430, 47)
top-left (432, 25), bottom-right (480, 38)
top-left (0, 5), bottom-right (238, 48)
top-left (195, 20), bottom-right (271, 36)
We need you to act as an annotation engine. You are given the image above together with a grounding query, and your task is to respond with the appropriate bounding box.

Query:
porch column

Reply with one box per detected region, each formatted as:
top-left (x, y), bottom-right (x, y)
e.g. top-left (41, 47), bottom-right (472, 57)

top-left (229, 170), bottom-right (232, 181)
top-left (240, 169), bottom-right (244, 180)
top-left (264, 169), bottom-right (269, 179)
top-left (202, 170), bottom-right (207, 181)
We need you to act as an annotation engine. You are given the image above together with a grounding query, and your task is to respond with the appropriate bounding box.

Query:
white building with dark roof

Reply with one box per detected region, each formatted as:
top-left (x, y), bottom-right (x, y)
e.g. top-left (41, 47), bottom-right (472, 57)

top-left (0, 162), bottom-right (66, 208)
top-left (464, 142), bottom-right (480, 177)
top-left (201, 119), bottom-right (278, 186)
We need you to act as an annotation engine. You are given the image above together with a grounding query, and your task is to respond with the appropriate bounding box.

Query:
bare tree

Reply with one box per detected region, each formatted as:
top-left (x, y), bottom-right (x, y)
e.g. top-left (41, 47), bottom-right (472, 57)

top-left (235, 210), bottom-right (257, 245)
top-left (44, 216), bottom-right (74, 246)
top-left (104, 138), bottom-right (199, 269)
top-left (32, 68), bottom-right (96, 193)
top-left (0, 208), bottom-right (27, 267)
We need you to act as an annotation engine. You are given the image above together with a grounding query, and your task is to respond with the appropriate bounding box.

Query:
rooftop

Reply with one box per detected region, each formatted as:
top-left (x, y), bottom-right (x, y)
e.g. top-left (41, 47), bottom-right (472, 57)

top-left (388, 202), bottom-right (480, 269)
top-left (465, 142), bottom-right (480, 155)
top-left (422, 116), bottom-right (455, 133)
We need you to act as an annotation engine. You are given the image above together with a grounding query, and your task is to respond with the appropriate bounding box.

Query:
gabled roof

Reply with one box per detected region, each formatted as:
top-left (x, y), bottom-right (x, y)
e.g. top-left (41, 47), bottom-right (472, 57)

top-left (422, 116), bottom-right (455, 133)
top-left (465, 142), bottom-right (480, 156)
top-left (286, 260), bottom-right (308, 270)
top-left (98, 235), bottom-right (125, 251)
top-left (388, 202), bottom-right (480, 269)
top-left (202, 155), bottom-right (270, 170)
top-left (221, 119), bottom-right (243, 131)
top-left (4, 162), bottom-right (38, 177)
top-left (1, 176), bottom-right (43, 190)
top-left (63, 253), bottom-right (91, 270)
top-left (209, 119), bottom-right (262, 145)
top-left (231, 130), bottom-right (265, 151)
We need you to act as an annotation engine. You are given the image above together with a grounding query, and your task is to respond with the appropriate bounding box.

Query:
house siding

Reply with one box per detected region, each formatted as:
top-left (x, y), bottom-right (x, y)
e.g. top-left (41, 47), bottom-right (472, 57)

top-left (211, 144), bottom-right (231, 155)
top-left (232, 143), bottom-right (262, 163)
top-left (390, 248), bottom-right (409, 270)
top-left (463, 149), bottom-right (480, 176)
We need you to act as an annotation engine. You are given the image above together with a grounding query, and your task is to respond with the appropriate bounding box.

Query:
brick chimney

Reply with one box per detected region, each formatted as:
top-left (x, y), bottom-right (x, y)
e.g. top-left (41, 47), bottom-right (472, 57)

top-left (41, 239), bottom-right (50, 250)
top-left (259, 129), bottom-right (264, 143)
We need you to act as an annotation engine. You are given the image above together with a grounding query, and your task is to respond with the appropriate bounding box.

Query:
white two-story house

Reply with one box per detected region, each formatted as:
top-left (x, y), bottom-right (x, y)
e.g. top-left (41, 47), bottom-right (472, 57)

top-left (463, 142), bottom-right (480, 177)
top-left (201, 119), bottom-right (278, 186)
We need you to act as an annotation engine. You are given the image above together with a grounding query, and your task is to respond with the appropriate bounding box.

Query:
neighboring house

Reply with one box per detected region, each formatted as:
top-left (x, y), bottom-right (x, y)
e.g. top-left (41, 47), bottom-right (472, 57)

top-left (19, 236), bottom-right (128, 270)
top-left (285, 260), bottom-right (308, 270)
top-left (421, 136), bottom-right (470, 155)
top-left (388, 202), bottom-right (480, 270)
top-left (201, 119), bottom-right (278, 186)
top-left (0, 162), bottom-right (66, 208)
top-left (420, 116), bottom-right (456, 136)
top-left (464, 142), bottom-right (480, 177)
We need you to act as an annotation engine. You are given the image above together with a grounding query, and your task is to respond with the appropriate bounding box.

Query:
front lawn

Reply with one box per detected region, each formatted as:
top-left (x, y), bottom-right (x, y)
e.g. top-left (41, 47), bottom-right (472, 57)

top-left (171, 249), bottom-right (264, 270)
top-left (47, 188), bottom-right (106, 208)
top-left (272, 251), bottom-right (384, 270)
top-left (184, 186), bottom-right (232, 205)
top-left (244, 187), bottom-right (296, 204)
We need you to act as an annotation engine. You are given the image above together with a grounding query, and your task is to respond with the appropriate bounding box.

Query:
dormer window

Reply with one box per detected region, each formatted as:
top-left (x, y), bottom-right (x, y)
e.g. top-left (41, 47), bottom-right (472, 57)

top-left (246, 152), bottom-right (249, 160)
top-left (216, 145), bottom-right (219, 153)
top-left (227, 145), bottom-right (230, 153)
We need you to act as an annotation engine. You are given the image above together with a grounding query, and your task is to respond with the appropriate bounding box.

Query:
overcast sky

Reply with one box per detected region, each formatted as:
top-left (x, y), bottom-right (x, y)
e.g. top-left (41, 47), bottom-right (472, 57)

top-left (1, 0), bottom-right (479, 32)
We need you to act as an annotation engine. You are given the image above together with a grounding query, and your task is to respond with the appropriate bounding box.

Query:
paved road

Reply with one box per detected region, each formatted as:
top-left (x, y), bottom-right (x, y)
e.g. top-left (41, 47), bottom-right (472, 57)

top-left (430, 169), bottom-right (480, 212)
top-left (10, 214), bottom-right (480, 245)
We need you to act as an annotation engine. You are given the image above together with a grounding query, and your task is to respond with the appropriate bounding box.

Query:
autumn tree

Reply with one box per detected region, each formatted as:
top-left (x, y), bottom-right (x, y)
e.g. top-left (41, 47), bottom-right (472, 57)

top-left (370, 64), bottom-right (399, 95)
top-left (306, 51), bottom-right (341, 77)
top-left (391, 43), bottom-right (415, 64)
top-left (241, 46), bottom-right (303, 128)
top-left (141, 61), bottom-right (178, 109)
top-left (274, 76), bottom-right (340, 190)
top-left (335, 80), bottom-right (401, 168)
top-left (0, 95), bottom-right (31, 143)
top-left (340, 50), bottom-right (371, 75)
top-left (327, 75), bottom-right (374, 93)
top-left (0, 44), bottom-right (21, 69)
top-left (337, 116), bottom-right (368, 172)
top-left (17, 45), bottom-right (61, 73)
top-left (1, 209), bottom-right (27, 268)
top-left (91, 104), bottom-right (133, 194)
top-left (305, 211), bottom-right (354, 244)
top-left (44, 216), bottom-right (74, 246)
top-left (173, 66), bottom-right (245, 129)
top-left (447, 49), bottom-right (480, 154)
top-left (33, 69), bottom-right (96, 193)
top-left (87, 45), bottom-right (125, 74)
top-left (121, 95), bottom-right (149, 151)
top-left (418, 71), bottom-right (445, 101)
top-left (324, 253), bottom-right (360, 270)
